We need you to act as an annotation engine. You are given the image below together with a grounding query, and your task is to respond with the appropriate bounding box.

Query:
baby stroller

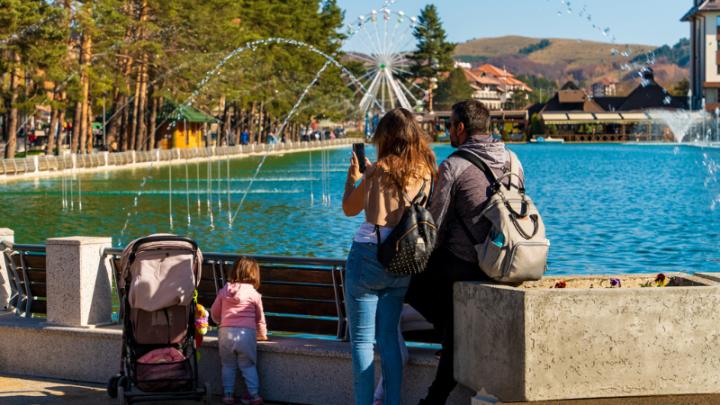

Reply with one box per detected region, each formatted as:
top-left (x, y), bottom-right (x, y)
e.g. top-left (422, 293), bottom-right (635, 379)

top-left (107, 234), bottom-right (211, 404)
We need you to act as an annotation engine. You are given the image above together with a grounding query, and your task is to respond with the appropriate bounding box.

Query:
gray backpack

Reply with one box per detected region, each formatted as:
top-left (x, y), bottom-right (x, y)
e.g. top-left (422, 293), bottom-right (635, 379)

top-left (453, 150), bottom-right (550, 283)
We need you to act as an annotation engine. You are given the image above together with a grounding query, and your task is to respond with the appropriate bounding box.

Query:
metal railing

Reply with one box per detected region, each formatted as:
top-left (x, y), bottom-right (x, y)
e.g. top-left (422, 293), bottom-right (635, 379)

top-left (0, 138), bottom-right (353, 177)
top-left (0, 243), bottom-right (46, 317)
top-left (103, 247), bottom-right (347, 338)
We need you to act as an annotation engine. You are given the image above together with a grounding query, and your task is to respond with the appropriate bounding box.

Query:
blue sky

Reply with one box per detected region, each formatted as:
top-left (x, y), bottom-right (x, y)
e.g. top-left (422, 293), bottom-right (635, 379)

top-left (337, 0), bottom-right (689, 51)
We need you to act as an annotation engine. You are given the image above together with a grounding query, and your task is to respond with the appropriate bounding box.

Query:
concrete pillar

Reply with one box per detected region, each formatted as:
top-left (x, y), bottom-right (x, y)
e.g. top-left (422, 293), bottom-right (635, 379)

top-left (46, 236), bottom-right (113, 327)
top-left (0, 228), bottom-right (14, 310)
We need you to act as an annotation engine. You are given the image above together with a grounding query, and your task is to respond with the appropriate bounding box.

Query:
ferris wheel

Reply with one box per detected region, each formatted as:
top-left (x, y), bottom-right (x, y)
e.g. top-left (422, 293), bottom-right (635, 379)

top-left (346, 2), bottom-right (424, 115)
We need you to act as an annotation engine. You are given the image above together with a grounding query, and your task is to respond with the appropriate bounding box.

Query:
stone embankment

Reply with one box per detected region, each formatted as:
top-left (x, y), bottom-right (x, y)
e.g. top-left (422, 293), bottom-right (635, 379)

top-left (0, 138), bottom-right (354, 182)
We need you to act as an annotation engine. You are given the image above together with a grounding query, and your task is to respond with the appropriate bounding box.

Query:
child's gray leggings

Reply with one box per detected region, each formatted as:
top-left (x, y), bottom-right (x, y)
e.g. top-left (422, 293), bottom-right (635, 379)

top-left (219, 327), bottom-right (259, 396)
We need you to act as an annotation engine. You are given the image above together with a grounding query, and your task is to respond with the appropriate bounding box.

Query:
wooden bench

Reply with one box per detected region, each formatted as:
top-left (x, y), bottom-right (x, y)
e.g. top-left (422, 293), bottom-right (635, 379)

top-left (103, 248), bottom-right (439, 344)
top-left (1, 243), bottom-right (47, 317)
top-left (199, 254), bottom-right (347, 339)
top-left (104, 249), bottom-right (346, 339)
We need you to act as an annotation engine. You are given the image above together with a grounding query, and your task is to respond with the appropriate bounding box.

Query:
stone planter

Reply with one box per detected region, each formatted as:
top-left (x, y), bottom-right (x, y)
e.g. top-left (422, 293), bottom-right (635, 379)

top-left (454, 274), bottom-right (720, 402)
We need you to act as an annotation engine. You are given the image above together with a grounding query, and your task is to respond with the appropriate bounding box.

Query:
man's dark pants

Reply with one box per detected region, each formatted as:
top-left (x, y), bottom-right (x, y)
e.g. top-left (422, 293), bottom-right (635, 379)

top-left (406, 247), bottom-right (490, 405)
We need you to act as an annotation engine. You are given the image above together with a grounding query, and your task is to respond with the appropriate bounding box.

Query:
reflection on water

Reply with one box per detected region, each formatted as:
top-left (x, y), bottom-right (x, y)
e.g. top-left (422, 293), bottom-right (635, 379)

top-left (1, 144), bottom-right (719, 275)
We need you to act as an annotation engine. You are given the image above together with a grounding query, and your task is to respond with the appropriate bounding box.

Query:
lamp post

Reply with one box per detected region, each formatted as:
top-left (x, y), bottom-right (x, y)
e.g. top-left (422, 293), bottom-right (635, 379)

top-left (427, 58), bottom-right (440, 113)
top-left (428, 77), bottom-right (438, 112)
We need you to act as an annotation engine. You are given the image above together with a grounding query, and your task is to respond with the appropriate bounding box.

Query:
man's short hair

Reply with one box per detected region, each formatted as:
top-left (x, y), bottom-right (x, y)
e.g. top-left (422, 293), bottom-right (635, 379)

top-left (451, 100), bottom-right (490, 135)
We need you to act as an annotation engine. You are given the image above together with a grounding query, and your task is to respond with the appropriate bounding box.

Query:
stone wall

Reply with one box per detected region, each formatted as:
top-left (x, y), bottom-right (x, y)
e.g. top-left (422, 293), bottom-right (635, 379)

top-left (0, 138), bottom-right (353, 182)
top-left (0, 315), bottom-right (472, 405)
top-left (454, 276), bottom-right (720, 402)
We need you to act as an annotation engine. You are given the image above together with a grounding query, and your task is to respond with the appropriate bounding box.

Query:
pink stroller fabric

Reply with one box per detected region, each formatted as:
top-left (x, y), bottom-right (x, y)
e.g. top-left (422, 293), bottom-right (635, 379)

top-left (138, 347), bottom-right (186, 364)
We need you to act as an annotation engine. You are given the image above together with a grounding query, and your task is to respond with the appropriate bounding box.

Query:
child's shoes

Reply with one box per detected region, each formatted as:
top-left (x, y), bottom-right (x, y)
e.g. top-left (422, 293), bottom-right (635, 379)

top-left (241, 392), bottom-right (263, 405)
top-left (222, 394), bottom-right (236, 404)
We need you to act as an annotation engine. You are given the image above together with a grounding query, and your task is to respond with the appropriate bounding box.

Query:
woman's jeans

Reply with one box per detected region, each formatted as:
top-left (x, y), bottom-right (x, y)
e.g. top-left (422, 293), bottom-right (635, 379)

top-left (345, 241), bottom-right (410, 405)
top-left (219, 327), bottom-right (259, 397)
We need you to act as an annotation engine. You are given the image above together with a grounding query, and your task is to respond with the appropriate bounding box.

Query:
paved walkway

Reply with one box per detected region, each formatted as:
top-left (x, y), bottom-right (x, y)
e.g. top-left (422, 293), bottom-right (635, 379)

top-left (0, 374), bottom-right (287, 405)
top-left (0, 374), bottom-right (115, 405)
top-left (3, 374), bottom-right (720, 405)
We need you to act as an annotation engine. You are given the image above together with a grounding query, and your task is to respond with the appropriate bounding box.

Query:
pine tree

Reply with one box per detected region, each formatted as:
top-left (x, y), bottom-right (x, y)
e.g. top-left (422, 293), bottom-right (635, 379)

top-left (409, 4), bottom-right (455, 110)
top-left (1, 0), bottom-right (360, 154)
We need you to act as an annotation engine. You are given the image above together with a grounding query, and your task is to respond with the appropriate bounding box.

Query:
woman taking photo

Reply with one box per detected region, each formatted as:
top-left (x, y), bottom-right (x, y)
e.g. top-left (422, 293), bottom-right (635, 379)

top-left (342, 108), bottom-right (436, 405)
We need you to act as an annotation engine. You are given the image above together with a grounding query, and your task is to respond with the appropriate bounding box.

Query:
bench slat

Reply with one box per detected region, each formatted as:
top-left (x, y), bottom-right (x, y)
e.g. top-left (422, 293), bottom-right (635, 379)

top-left (403, 329), bottom-right (441, 344)
top-left (263, 298), bottom-right (337, 317)
top-left (30, 300), bottom-right (47, 315)
top-left (22, 255), bottom-right (46, 269)
top-left (29, 283), bottom-right (47, 298)
top-left (25, 269), bottom-right (46, 283)
top-left (260, 267), bottom-right (334, 284)
top-left (197, 279), bottom-right (217, 295)
top-left (259, 284), bottom-right (336, 301)
top-left (266, 315), bottom-right (338, 336)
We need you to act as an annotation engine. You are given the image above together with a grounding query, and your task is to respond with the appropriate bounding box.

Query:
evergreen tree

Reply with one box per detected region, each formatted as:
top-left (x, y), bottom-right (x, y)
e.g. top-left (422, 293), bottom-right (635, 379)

top-left (433, 68), bottom-right (473, 110)
top-left (1, 0), bottom-right (358, 155)
top-left (409, 3), bottom-right (455, 109)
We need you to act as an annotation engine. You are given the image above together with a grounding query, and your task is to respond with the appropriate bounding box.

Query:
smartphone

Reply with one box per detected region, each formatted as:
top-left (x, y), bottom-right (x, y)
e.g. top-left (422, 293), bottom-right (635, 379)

top-left (353, 143), bottom-right (366, 173)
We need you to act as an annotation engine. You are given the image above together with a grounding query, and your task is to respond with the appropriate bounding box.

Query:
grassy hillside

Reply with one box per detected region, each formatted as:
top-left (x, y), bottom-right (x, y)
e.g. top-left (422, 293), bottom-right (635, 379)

top-left (454, 36), bottom-right (687, 93)
top-left (456, 36), bottom-right (655, 68)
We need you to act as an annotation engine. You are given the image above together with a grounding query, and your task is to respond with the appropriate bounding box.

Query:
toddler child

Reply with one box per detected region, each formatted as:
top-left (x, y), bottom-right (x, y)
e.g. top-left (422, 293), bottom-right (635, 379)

top-left (211, 257), bottom-right (267, 405)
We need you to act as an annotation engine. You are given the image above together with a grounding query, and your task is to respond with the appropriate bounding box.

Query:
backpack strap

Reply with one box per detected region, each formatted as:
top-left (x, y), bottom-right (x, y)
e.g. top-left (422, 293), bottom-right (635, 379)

top-left (454, 149), bottom-right (525, 194)
top-left (411, 180), bottom-right (428, 206)
top-left (395, 178), bottom-right (428, 206)
top-left (505, 151), bottom-right (524, 192)
top-left (452, 149), bottom-right (498, 186)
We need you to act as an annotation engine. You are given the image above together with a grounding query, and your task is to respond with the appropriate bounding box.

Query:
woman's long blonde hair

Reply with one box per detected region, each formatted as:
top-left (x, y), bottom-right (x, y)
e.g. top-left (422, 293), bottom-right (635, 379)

top-left (372, 108), bottom-right (437, 191)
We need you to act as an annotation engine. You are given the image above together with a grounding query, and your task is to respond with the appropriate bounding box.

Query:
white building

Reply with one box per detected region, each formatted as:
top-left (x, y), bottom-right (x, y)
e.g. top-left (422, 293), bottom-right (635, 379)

top-left (683, 0), bottom-right (720, 110)
top-left (459, 69), bottom-right (505, 110)
top-left (591, 80), bottom-right (618, 97)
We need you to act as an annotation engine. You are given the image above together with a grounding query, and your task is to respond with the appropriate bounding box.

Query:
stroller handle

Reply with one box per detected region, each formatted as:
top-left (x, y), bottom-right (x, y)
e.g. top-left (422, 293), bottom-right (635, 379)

top-left (129, 235), bottom-right (199, 260)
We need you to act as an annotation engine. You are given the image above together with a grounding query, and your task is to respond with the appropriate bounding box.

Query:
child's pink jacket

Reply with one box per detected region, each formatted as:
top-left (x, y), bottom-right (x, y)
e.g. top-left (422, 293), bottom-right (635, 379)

top-left (211, 282), bottom-right (267, 338)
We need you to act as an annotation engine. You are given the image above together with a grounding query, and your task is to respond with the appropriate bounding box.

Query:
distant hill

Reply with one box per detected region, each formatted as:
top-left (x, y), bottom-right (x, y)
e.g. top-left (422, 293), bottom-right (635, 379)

top-left (454, 36), bottom-right (688, 94)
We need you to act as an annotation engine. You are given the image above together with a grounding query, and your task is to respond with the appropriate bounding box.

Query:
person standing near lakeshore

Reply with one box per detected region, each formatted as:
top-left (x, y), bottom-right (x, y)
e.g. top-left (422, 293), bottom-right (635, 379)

top-left (406, 100), bottom-right (525, 405)
top-left (342, 108), bottom-right (436, 405)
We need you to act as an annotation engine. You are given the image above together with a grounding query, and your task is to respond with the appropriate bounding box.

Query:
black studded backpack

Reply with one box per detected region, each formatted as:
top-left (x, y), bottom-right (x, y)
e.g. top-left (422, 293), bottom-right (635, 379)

top-left (375, 180), bottom-right (437, 276)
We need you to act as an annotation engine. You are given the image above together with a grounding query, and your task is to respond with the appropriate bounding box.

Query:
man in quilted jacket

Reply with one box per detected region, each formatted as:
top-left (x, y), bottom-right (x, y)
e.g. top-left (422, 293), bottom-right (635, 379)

top-left (406, 99), bottom-right (525, 405)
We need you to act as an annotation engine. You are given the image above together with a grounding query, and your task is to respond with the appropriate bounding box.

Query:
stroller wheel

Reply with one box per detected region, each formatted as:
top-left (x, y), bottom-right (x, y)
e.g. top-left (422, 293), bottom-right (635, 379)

top-left (118, 385), bottom-right (129, 405)
top-left (203, 382), bottom-right (212, 404)
top-left (107, 374), bottom-right (120, 398)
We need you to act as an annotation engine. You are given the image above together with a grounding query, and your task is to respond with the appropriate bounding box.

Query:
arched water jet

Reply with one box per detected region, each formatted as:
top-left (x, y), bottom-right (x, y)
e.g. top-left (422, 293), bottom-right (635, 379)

top-left (127, 35), bottom-right (388, 233)
top-left (154, 37), bottom-right (383, 136)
